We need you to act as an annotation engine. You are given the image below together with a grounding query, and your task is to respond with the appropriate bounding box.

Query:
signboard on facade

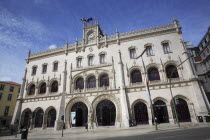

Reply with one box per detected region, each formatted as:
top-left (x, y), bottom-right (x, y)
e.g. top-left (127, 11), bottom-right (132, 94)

top-left (71, 112), bottom-right (76, 124)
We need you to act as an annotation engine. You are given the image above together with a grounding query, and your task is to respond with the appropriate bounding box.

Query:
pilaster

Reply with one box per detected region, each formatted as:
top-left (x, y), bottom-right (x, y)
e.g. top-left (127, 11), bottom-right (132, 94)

top-left (118, 50), bottom-right (129, 127)
top-left (55, 60), bottom-right (67, 130)
top-left (11, 68), bottom-right (27, 129)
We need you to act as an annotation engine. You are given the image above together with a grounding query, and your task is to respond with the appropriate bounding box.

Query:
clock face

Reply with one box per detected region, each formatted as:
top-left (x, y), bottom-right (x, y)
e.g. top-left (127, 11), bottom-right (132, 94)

top-left (88, 33), bottom-right (95, 39)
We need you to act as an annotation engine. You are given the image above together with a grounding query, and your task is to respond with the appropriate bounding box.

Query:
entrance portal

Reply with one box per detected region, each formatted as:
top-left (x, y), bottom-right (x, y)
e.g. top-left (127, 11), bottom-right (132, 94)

top-left (71, 102), bottom-right (88, 127)
top-left (173, 98), bottom-right (191, 122)
top-left (96, 100), bottom-right (116, 126)
top-left (22, 110), bottom-right (31, 128)
top-left (35, 109), bottom-right (44, 128)
top-left (47, 108), bottom-right (56, 127)
top-left (154, 100), bottom-right (169, 123)
top-left (134, 102), bottom-right (148, 124)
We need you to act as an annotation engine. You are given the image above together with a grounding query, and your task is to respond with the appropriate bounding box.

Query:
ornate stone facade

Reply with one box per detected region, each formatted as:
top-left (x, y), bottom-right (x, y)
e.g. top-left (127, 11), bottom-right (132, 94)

top-left (11, 19), bottom-right (209, 130)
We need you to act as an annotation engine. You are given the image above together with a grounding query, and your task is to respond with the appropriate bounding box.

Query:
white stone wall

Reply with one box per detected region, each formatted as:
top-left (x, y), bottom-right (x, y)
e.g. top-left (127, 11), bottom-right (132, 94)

top-left (13, 21), bottom-right (209, 130)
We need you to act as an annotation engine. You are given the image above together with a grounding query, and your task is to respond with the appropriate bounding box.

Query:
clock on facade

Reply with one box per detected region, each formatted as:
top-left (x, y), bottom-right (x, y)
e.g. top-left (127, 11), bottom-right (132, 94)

top-left (88, 32), bottom-right (95, 39)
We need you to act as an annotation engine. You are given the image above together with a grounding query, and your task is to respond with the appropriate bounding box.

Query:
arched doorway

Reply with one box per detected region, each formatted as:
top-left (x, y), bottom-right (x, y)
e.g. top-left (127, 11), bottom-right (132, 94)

top-left (47, 108), bottom-right (56, 127)
top-left (173, 98), bottom-right (191, 122)
top-left (35, 109), bottom-right (44, 128)
top-left (134, 102), bottom-right (148, 124)
top-left (154, 100), bottom-right (169, 123)
top-left (96, 100), bottom-right (116, 126)
top-left (21, 109), bottom-right (32, 128)
top-left (71, 102), bottom-right (88, 127)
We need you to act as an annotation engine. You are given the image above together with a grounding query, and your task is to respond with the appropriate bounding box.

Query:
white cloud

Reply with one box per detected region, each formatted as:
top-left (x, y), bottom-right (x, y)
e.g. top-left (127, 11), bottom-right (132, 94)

top-left (49, 44), bottom-right (57, 49)
top-left (0, 8), bottom-right (48, 83)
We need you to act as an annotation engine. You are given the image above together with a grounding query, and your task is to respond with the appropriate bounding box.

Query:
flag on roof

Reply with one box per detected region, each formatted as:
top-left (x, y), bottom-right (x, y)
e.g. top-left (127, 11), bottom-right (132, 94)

top-left (80, 17), bottom-right (94, 22)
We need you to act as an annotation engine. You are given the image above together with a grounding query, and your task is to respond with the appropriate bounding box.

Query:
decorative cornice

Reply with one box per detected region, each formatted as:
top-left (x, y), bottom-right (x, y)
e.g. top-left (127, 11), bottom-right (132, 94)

top-left (29, 23), bottom-right (177, 60)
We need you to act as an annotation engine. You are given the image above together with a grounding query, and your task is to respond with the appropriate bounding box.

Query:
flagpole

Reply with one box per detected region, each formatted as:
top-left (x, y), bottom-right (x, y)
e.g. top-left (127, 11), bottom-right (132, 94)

top-left (136, 48), bottom-right (158, 130)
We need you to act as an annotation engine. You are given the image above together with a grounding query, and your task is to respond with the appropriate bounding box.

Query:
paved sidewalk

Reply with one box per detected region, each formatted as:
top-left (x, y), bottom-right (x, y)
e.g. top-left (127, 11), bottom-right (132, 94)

top-left (1, 122), bottom-right (210, 140)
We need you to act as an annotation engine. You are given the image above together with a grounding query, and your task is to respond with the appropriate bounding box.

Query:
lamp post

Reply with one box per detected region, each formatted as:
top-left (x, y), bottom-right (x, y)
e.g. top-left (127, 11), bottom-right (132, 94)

top-left (136, 48), bottom-right (158, 130)
top-left (169, 54), bottom-right (194, 127)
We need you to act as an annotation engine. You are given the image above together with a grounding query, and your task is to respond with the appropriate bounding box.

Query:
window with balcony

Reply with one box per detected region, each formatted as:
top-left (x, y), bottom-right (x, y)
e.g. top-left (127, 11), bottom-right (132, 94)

top-left (29, 84), bottom-right (35, 95)
top-left (148, 67), bottom-right (160, 81)
top-left (75, 78), bottom-right (84, 89)
top-left (51, 81), bottom-right (58, 92)
top-left (166, 65), bottom-right (179, 78)
top-left (131, 70), bottom-right (142, 83)
top-left (87, 76), bottom-right (96, 88)
top-left (99, 74), bottom-right (109, 87)
top-left (39, 83), bottom-right (46, 94)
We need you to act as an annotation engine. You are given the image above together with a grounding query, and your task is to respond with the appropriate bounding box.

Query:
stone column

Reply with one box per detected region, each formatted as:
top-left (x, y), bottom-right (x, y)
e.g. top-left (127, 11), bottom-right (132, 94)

top-left (96, 78), bottom-right (99, 90)
top-left (188, 103), bottom-right (198, 123)
top-left (118, 50), bottom-right (129, 127)
top-left (55, 60), bottom-right (67, 130)
top-left (147, 107), bottom-right (153, 125)
top-left (177, 67), bottom-right (184, 80)
top-left (30, 116), bottom-right (35, 130)
top-left (142, 72), bottom-right (146, 83)
top-left (159, 70), bottom-right (166, 83)
top-left (35, 86), bottom-right (39, 96)
top-left (46, 85), bottom-right (50, 96)
top-left (42, 113), bottom-right (46, 129)
top-left (167, 105), bottom-right (175, 124)
top-left (69, 63), bottom-right (72, 93)
top-left (11, 68), bottom-right (27, 129)
top-left (112, 57), bottom-right (116, 89)
top-left (84, 78), bottom-right (87, 92)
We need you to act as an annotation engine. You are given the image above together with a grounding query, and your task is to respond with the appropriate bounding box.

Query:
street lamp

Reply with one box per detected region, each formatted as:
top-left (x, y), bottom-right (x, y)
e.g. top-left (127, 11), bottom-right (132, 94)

top-left (169, 54), bottom-right (194, 127)
top-left (136, 48), bottom-right (158, 130)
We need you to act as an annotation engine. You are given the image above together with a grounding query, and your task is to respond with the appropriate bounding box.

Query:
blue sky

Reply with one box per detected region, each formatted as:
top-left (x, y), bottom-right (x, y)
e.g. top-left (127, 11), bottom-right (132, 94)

top-left (0, 0), bottom-right (210, 83)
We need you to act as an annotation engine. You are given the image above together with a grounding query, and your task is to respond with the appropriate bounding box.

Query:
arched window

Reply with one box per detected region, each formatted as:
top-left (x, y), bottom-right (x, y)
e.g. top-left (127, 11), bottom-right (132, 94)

top-left (166, 65), bottom-right (179, 78)
top-left (28, 84), bottom-right (35, 95)
top-left (76, 78), bottom-right (84, 89)
top-left (87, 76), bottom-right (96, 88)
top-left (148, 67), bottom-right (160, 81)
top-left (131, 70), bottom-right (142, 83)
top-left (100, 74), bottom-right (109, 87)
top-left (51, 81), bottom-right (58, 92)
top-left (39, 83), bottom-right (46, 94)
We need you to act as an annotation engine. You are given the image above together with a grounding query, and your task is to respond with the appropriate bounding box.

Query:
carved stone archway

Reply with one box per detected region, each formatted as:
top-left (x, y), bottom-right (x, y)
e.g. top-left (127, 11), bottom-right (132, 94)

top-left (92, 94), bottom-right (121, 127)
top-left (65, 97), bottom-right (91, 128)
top-left (131, 99), bottom-right (149, 125)
top-left (20, 108), bottom-right (32, 129)
top-left (43, 106), bottom-right (57, 129)
top-left (172, 95), bottom-right (196, 123)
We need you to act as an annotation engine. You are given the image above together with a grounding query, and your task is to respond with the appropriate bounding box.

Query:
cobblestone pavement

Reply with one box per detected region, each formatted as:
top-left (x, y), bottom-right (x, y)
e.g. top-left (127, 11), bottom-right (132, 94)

top-left (0, 123), bottom-right (210, 140)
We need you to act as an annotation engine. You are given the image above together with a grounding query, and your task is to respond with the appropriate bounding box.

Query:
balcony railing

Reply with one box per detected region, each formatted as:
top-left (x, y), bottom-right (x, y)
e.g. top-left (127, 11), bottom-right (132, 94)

top-left (98, 86), bottom-right (111, 91)
top-left (169, 78), bottom-right (181, 82)
top-left (149, 80), bottom-right (161, 84)
top-left (86, 87), bottom-right (97, 92)
top-left (130, 82), bottom-right (144, 86)
top-left (74, 89), bottom-right (84, 93)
